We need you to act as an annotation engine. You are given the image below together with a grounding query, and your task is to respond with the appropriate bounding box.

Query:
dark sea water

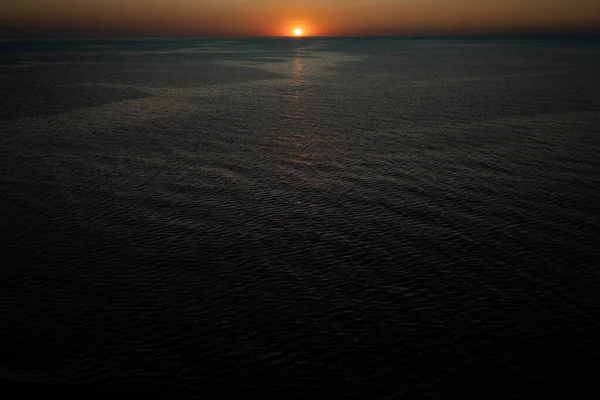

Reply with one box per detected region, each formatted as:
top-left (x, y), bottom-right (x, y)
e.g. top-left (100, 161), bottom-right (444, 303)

top-left (1, 36), bottom-right (600, 398)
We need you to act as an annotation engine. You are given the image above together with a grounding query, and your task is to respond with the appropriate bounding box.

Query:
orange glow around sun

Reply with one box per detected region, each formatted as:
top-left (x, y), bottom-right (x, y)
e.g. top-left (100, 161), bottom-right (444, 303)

top-left (3, 1), bottom-right (600, 38)
top-left (279, 20), bottom-right (316, 37)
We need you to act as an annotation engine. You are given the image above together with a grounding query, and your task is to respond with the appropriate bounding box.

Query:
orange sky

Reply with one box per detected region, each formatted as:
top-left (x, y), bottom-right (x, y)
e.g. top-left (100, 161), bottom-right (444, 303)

top-left (2, 0), bottom-right (600, 37)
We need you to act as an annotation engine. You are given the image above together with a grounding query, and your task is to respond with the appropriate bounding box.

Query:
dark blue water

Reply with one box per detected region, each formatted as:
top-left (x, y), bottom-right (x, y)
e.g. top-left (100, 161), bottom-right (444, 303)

top-left (1, 37), bottom-right (600, 398)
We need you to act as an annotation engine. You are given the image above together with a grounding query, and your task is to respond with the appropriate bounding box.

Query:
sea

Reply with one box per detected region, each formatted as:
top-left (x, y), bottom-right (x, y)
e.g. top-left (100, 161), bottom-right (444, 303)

top-left (1, 36), bottom-right (600, 398)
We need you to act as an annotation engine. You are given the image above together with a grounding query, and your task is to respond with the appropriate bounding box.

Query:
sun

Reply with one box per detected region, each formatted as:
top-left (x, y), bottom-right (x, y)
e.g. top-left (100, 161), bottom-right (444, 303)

top-left (293, 28), bottom-right (303, 36)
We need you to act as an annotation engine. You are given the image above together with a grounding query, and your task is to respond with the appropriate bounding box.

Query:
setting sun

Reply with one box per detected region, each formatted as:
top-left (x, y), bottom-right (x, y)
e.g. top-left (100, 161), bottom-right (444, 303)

top-left (294, 28), bottom-right (304, 36)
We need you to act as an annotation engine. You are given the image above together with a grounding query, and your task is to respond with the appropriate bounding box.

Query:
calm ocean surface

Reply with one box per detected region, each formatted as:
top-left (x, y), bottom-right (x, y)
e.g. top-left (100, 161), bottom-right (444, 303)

top-left (1, 37), bottom-right (600, 398)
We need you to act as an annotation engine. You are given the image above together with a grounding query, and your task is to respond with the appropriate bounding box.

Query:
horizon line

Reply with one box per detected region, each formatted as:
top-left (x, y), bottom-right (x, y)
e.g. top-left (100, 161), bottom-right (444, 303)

top-left (2, 31), bottom-right (600, 41)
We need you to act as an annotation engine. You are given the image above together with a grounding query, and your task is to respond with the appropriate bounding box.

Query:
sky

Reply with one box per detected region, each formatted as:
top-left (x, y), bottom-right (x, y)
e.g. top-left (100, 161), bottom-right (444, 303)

top-left (2, 0), bottom-right (600, 38)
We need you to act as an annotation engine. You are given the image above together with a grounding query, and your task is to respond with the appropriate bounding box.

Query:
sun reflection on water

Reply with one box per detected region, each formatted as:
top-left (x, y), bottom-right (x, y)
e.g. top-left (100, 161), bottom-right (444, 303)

top-left (283, 47), bottom-right (317, 167)
top-left (291, 47), bottom-right (305, 101)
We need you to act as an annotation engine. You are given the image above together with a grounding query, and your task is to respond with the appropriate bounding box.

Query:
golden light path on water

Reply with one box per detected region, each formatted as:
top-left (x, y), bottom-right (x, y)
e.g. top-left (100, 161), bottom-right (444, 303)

top-left (285, 46), bottom-right (315, 168)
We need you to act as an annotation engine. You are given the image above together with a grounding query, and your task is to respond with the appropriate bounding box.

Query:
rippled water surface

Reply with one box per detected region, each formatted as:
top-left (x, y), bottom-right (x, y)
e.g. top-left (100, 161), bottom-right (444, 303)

top-left (1, 37), bottom-right (600, 398)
